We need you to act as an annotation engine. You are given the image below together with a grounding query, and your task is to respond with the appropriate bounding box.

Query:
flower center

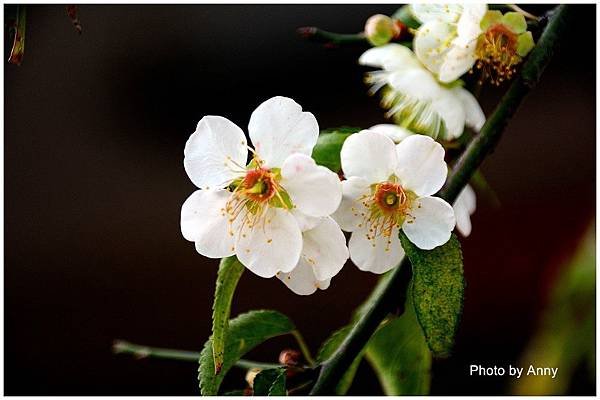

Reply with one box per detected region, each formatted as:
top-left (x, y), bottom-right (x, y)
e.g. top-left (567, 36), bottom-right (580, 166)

top-left (474, 24), bottom-right (520, 85)
top-left (354, 180), bottom-right (415, 249)
top-left (224, 159), bottom-right (293, 240)
top-left (241, 168), bottom-right (277, 203)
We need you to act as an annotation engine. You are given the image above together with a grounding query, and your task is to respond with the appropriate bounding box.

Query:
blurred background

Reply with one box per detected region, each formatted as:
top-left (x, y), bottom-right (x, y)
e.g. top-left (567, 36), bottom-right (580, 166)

top-left (4, 4), bottom-right (595, 395)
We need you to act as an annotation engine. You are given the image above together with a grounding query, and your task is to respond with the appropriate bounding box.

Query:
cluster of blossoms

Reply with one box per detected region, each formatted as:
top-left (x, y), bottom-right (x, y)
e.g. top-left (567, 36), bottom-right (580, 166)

top-left (181, 3), bottom-right (534, 295)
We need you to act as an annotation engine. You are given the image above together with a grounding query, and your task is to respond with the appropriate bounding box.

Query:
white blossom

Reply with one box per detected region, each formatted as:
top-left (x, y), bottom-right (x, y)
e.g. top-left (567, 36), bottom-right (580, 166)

top-left (181, 96), bottom-right (347, 289)
top-left (333, 131), bottom-right (456, 274)
top-left (359, 44), bottom-right (485, 140)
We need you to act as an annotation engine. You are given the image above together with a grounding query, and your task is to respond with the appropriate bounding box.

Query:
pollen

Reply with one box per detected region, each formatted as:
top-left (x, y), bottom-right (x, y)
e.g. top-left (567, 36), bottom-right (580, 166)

top-left (357, 180), bottom-right (415, 247)
top-left (474, 23), bottom-right (521, 86)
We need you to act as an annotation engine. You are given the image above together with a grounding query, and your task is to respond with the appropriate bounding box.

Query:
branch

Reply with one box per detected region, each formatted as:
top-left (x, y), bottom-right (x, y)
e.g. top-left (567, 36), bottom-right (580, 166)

top-left (112, 340), bottom-right (280, 370)
top-left (310, 5), bottom-right (571, 394)
top-left (297, 27), bottom-right (366, 46)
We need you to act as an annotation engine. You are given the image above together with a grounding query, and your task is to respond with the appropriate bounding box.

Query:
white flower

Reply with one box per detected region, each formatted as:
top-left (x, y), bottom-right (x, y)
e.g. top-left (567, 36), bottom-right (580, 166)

top-left (359, 44), bottom-right (485, 140)
top-left (333, 131), bottom-right (456, 274)
top-left (412, 4), bottom-right (487, 83)
top-left (181, 96), bottom-right (346, 282)
top-left (370, 124), bottom-right (478, 237)
top-left (412, 4), bottom-right (536, 85)
top-left (276, 216), bottom-right (348, 295)
top-left (453, 184), bottom-right (476, 237)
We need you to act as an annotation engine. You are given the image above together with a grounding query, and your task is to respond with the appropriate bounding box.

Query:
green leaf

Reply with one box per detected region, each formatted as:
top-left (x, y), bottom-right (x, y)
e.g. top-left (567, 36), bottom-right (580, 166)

top-left (316, 325), bottom-right (364, 394)
top-left (199, 310), bottom-right (296, 395)
top-left (365, 301), bottom-right (432, 395)
top-left (392, 5), bottom-right (421, 29)
top-left (312, 127), bottom-right (359, 173)
top-left (400, 232), bottom-right (465, 358)
top-left (253, 367), bottom-right (287, 395)
top-left (212, 256), bottom-right (245, 374)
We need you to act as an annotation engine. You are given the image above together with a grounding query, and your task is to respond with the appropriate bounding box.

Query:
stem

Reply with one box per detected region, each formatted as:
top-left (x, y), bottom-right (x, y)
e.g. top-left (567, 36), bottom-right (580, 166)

top-left (297, 27), bottom-right (366, 46)
top-left (508, 4), bottom-right (540, 21)
top-left (112, 340), bottom-right (280, 370)
top-left (310, 5), bottom-right (571, 395)
top-left (292, 330), bottom-right (316, 367)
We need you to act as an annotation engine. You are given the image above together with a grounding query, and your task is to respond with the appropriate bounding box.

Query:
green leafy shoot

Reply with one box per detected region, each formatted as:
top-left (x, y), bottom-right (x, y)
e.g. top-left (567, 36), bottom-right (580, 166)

top-left (212, 256), bottom-right (245, 374)
top-left (198, 310), bottom-right (295, 395)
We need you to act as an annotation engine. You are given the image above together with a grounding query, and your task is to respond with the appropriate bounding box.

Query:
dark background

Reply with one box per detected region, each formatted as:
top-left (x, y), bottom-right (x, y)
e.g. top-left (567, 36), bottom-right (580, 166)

top-left (4, 4), bottom-right (596, 395)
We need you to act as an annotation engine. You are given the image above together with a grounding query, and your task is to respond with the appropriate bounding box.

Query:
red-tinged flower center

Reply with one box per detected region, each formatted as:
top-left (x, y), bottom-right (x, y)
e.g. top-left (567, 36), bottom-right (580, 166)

top-left (353, 181), bottom-right (415, 250)
top-left (241, 168), bottom-right (277, 203)
top-left (474, 23), bottom-right (520, 85)
top-left (224, 161), bottom-right (293, 244)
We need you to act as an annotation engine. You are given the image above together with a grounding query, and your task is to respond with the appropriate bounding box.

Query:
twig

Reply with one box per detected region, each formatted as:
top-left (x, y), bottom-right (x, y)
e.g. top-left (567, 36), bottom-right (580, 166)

top-left (297, 27), bottom-right (366, 47)
top-left (291, 330), bottom-right (316, 367)
top-left (112, 340), bottom-right (280, 370)
top-left (508, 4), bottom-right (540, 21)
top-left (309, 5), bottom-right (571, 394)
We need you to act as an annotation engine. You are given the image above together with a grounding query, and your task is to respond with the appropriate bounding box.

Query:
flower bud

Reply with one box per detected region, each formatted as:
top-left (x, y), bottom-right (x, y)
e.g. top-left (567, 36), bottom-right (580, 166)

top-left (364, 14), bottom-right (396, 46)
top-left (278, 348), bottom-right (301, 366)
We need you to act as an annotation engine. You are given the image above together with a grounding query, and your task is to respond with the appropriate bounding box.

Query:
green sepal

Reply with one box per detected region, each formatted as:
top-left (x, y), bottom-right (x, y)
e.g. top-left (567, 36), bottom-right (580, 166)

top-left (501, 11), bottom-right (527, 34)
top-left (253, 367), bottom-right (287, 395)
top-left (480, 10), bottom-right (502, 30)
top-left (517, 31), bottom-right (535, 57)
top-left (400, 232), bottom-right (465, 358)
top-left (392, 5), bottom-right (421, 29)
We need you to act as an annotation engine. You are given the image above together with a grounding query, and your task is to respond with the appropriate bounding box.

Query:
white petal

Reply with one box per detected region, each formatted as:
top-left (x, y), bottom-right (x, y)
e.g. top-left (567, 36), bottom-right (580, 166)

top-left (180, 189), bottom-right (235, 258)
top-left (276, 259), bottom-right (330, 296)
top-left (431, 90), bottom-right (466, 139)
top-left (369, 124), bottom-right (414, 143)
top-left (395, 135), bottom-right (448, 197)
top-left (184, 116), bottom-right (248, 190)
top-left (414, 20), bottom-right (455, 76)
top-left (348, 226), bottom-right (405, 274)
top-left (456, 4), bottom-right (487, 42)
top-left (236, 208), bottom-right (302, 278)
top-left (387, 68), bottom-right (444, 102)
top-left (453, 184), bottom-right (476, 237)
top-left (403, 196), bottom-right (455, 250)
top-left (291, 209), bottom-right (322, 232)
top-left (248, 96), bottom-right (319, 168)
top-left (438, 44), bottom-right (477, 83)
top-left (340, 130), bottom-right (397, 183)
top-left (301, 217), bottom-right (349, 281)
top-left (281, 153), bottom-right (342, 217)
top-left (452, 87), bottom-right (485, 132)
top-left (359, 43), bottom-right (421, 71)
top-left (331, 176), bottom-right (371, 232)
top-left (410, 4), bottom-right (462, 23)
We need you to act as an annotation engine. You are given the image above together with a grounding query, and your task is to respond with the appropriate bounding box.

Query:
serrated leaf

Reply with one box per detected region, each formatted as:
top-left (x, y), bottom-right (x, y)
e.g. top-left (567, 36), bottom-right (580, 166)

top-left (392, 5), bottom-right (421, 29)
top-left (316, 325), bottom-right (363, 394)
top-left (199, 310), bottom-right (295, 395)
top-left (212, 256), bottom-right (245, 374)
top-left (365, 300), bottom-right (431, 395)
top-left (253, 367), bottom-right (287, 396)
top-left (312, 127), bottom-right (359, 173)
top-left (400, 232), bottom-right (464, 358)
